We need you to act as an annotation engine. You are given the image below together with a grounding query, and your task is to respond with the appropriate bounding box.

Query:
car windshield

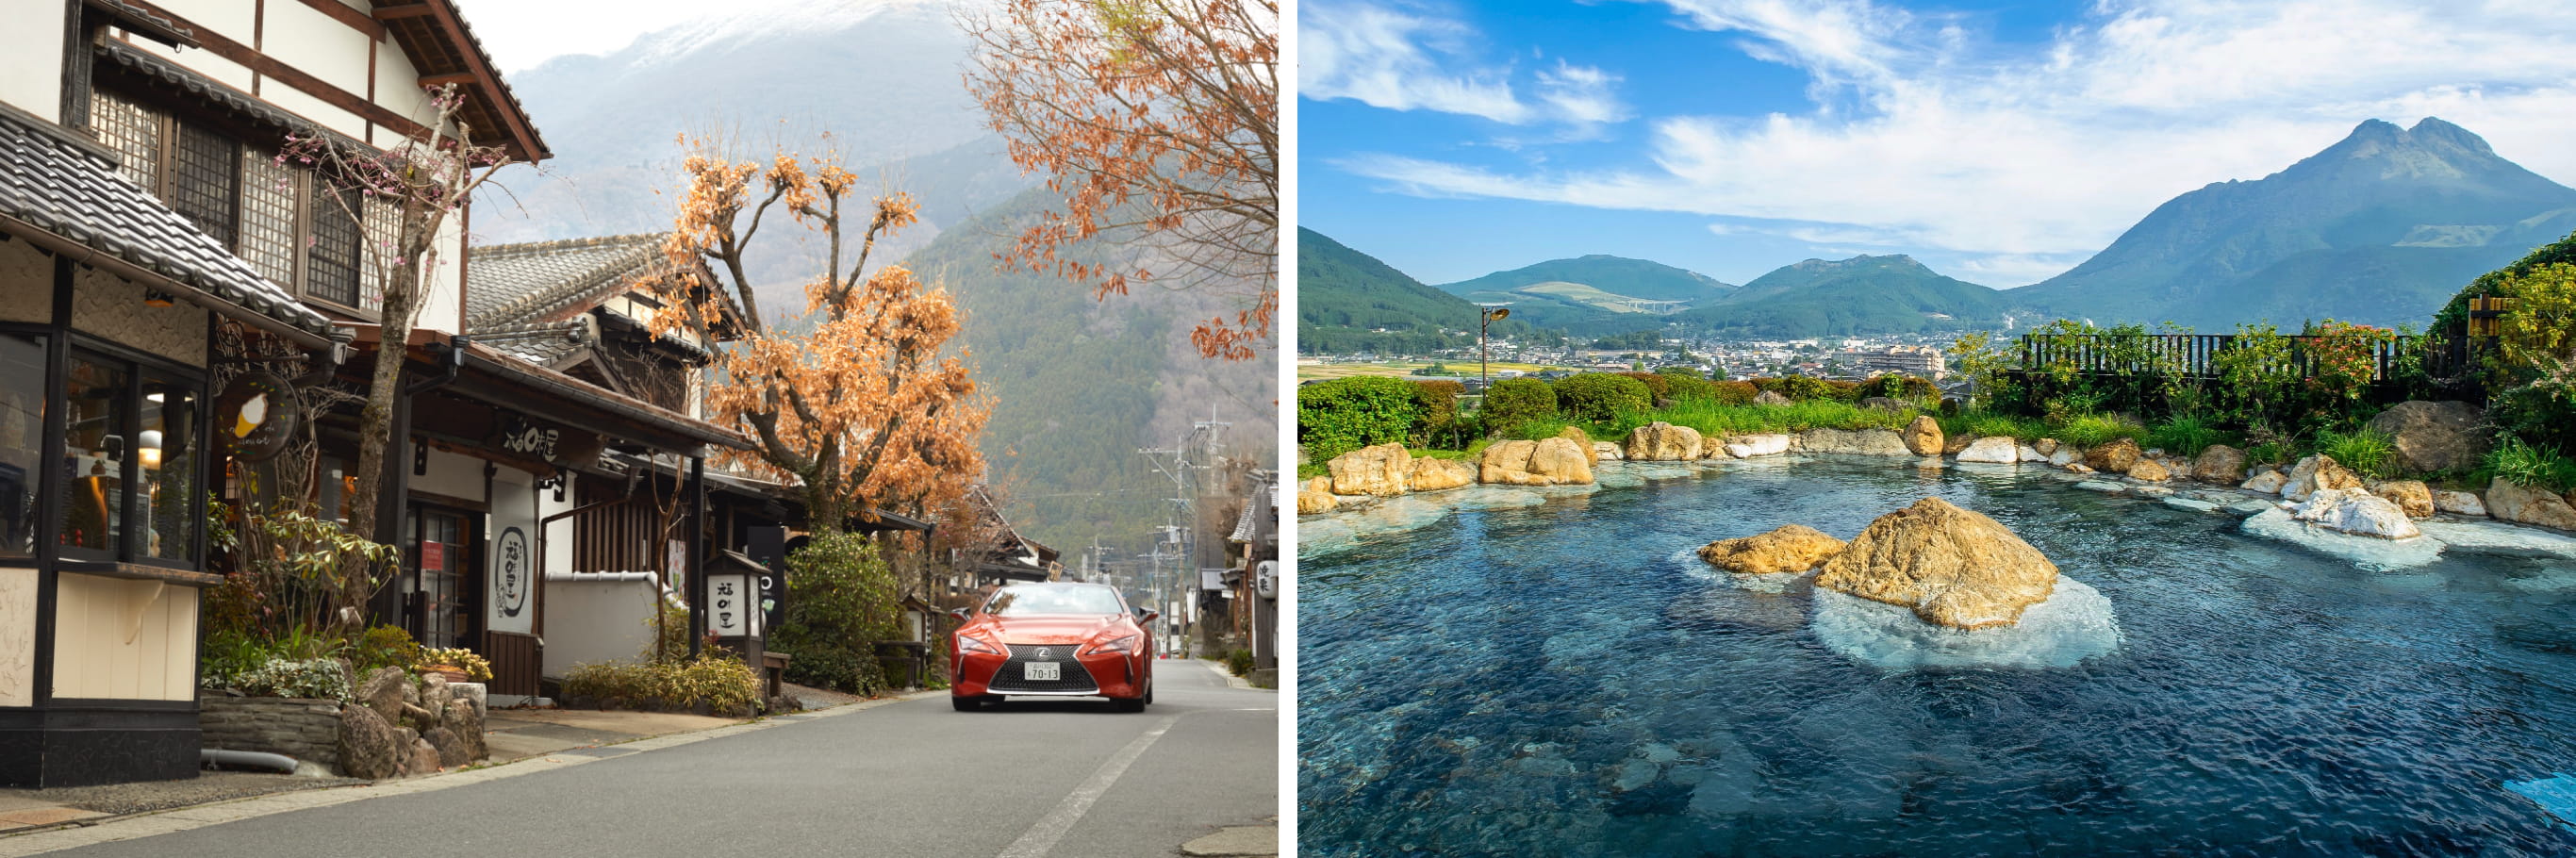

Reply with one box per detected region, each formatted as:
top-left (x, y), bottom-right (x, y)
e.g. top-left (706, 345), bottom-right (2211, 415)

top-left (983, 586), bottom-right (1124, 617)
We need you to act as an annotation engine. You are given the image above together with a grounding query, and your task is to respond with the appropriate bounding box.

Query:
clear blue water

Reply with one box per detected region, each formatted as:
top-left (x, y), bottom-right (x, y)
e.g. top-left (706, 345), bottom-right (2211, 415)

top-left (1297, 460), bottom-right (2576, 856)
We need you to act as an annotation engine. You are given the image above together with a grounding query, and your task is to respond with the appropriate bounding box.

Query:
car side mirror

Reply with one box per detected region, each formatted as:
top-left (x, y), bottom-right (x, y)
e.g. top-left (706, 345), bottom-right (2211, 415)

top-left (948, 608), bottom-right (972, 624)
top-left (1138, 610), bottom-right (1160, 624)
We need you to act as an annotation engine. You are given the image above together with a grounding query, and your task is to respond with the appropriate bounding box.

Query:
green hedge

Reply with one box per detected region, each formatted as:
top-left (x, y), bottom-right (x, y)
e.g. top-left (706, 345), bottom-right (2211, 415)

top-left (1554, 373), bottom-right (1652, 421)
top-left (1296, 376), bottom-right (1425, 462)
top-left (1482, 378), bottom-right (1559, 435)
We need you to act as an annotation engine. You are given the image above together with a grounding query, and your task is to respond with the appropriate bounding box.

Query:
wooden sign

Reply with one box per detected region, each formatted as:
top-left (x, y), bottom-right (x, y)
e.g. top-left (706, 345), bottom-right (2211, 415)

top-left (488, 415), bottom-right (605, 468)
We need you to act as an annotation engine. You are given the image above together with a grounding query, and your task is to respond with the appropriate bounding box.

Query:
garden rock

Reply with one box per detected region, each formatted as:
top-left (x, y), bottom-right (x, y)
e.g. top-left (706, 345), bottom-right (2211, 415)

top-left (2163, 497), bottom-right (2221, 513)
top-left (1559, 426), bottom-right (1600, 466)
top-left (2433, 489), bottom-right (2486, 518)
top-left (2282, 455), bottom-right (2363, 503)
top-left (1753, 390), bottom-right (1792, 406)
top-left (1624, 421), bottom-right (1704, 461)
top-left (2086, 438), bottom-right (2141, 474)
top-left (1481, 438), bottom-right (1593, 486)
top-left (1698, 524), bottom-right (1846, 574)
top-left (2192, 445), bottom-right (2248, 484)
top-left (2047, 446), bottom-right (2082, 468)
top-left (336, 705), bottom-right (402, 780)
top-left (1943, 434), bottom-right (1975, 455)
top-left (1329, 444), bottom-right (1412, 497)
top-left (2290, 487), bottom-right (2422, 539)
top-left (2128, 459), bottom-right (2172, 483)
top-left (1407, 457), bottom-right (1475, 492)
top-left (358, 667), bottom-right (408, 727)
top-left (2034, 438), bottom-right (2059, 456)
top-left (421, 673), bottom-right (452, 716)
top-left (1724, 434), bottom-right (1792, 458)
top-left (2368, 480), bottom-right (2436, 520)
top-left (406, 737), bottom-right (442, 775)
top-left (1593, 441), bottom-right (1625, 462)
top-left (1955, 436), bottom-right (2020, 464)
top-left (1799, 428), bottom-right (1912, 456)
top-left (442, 700), bottom-right (487, 761)
top-left (2486, 478), bottom-right (2576, 531)
top-left (1815, 497), bottom-right (2061, 629)
top-left (2017, 443), bottom-right (2047, 463)
top-left (2241, 467), bottom-right (2287, 494)
top-left (424, 726), bottom-right (469, 768)
top-left (2363, 401), bottom-right (2490, 473)
top-left (1296, 477), bottom-right (1337, 515)
top-left (1902, 416), bottom-right (1943, 456)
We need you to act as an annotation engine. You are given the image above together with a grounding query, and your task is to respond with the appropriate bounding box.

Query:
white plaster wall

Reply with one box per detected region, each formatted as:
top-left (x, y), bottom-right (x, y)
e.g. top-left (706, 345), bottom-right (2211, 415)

top-left (0, 567), bottom-right (34, 707)
top-left (539, 474), bottom-right (573, 585)
top-left (126, 39), bottom-right (257, 93)
top-left (417, 219), bottom-right (464, 334)
top-left (0, 0), bottom-right (64, 122)
top-left (0, 239), bottom-right (56, 324)
top-left (372, 35), bottom-right (433, 124)
top-left (52, 573), bottom-right (198, 701)
top-left (413, 448), bottom-right (487, 503)
top-left (255, 81), bottom-right (365, 142)
top-left (151, 0), bottom-right (255, 47)
top-left (259, 0), bottom-right (372, 96)
top-left (541, 577), bottom-right (657, 676)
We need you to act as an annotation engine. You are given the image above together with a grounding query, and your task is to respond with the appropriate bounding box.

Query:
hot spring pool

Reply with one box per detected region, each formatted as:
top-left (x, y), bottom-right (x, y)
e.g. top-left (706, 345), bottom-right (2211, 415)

top-left (1296, 459), bottom-right (2576, 856)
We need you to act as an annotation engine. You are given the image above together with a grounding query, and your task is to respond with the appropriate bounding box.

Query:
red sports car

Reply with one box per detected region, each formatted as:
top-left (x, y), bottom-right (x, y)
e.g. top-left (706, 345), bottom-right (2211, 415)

top-left (949, 582), bottom-right (1157, 712)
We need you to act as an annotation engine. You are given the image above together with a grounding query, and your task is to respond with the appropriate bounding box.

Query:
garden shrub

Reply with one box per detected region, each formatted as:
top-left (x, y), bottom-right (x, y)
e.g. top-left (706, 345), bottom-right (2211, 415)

top-left (768, 532), bottom-right (901, 696)
top-left (1663, 374), bottom-right (1718, 403)
top-left (2486, 262), bottom-right (2576, 454)
top-left (1710, 380), bottom-right (1757, 404)
top-left (562, 656), bottom-right (761, 713)
top-left (1554, 373), bottom-right (1652, 421)
top-left (1614, 371), bottom-right (1673, 403)
top-left (2143, 415), bottom-right (2229, 457)
top-left (1753, 375), bottom-right (1847, 402)
top-left (352, 625), bottom-right (421, 677)
top-left (2484, 437), bottom-right (2576, 493)
top-left (2314, 428), bottom-right (2402, 479)
top-left (228, 657), bottom-right (354, 701)
top-left (1296, 376), bottom-right (1426, 462)
top-left (1855, 374), bottom-right (1938, 403)
top-left (1412, 379), bottom-right (1468, 448)
top-left (1480, 378), bottom-right (1559, 435)
top-left (1225, 649), bottom-right (1256, 677)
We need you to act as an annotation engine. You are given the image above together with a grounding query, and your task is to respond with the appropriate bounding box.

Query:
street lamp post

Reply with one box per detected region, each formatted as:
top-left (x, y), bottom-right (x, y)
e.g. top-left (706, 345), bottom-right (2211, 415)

top-left (1478, 305), bottom-right (1510, 395)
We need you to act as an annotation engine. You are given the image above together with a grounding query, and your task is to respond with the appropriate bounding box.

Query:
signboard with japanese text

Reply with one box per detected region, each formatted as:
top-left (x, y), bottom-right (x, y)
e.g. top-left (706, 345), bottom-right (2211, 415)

top-left (708, 573), bottom-right (754, 637)
top-left (487, 467), bottom-right (538, 635)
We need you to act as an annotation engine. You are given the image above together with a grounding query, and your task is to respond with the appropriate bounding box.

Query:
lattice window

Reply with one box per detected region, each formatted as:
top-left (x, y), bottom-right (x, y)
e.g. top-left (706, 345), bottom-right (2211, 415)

top-left (358, 196), bottom-right (399, 312)
top-left (90, 88), bottom-right (163, 191)
top-left (169, 121), bottom-right (240, 248)
top-left (239, 148), bottom-right (300, 287)
top-left (305, 185), bottom-right (363, 308)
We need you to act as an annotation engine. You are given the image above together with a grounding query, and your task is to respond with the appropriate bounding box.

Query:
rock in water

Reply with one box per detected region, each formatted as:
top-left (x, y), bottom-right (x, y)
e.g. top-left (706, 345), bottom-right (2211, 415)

top-left (2364, 401), bottom-right (2490, 473)
top-left (1559, 426), bottom-right (1599, 467)
top-left (2034, 438), bottom-right (2059, 455)
top-left (2127, 459), bottom-right (2172, 483)
top-left (1625, 421), bottom-right (1705, 461)
top-left (1724, 434), bottom-right (1791, 458)
top-left (1814, 498), bottom-right (2061, 629)
top-left (1593, 441), bottom-right (1625, 462)
top-left (2241, 467), bottom-right (2287, 495)
top-left (1407, 457), bottom-right (1475, 492)
top-left (2085, 438), bottom-right (2141, 474)
top-left (2368, 479), bottom-right (2436, 520)
top-left (1479, 439), bottom-right (1539, 484)
top-left (1811, 578), bottom-right (2121, 670)
top-left (2487, 477), bottom-right (2576, 531)
top-left (1955, 437), bottom-right (2019, 464)
top-left (1944, 434), bottom-right (1975, 455)
top-left (1329, 443), bottom-right (1412, 496)
top-left (1296, 477), bottom-right (1337, 515)
top-left (2193, 445), bottom-right (2248, 484)
top-left (337, 706), bottom-right (402, 780)
top-left (1482, 437), bottom-right (1594, 485)
top-left (1529, 437), bottom-right (1594, 485)
top-left (2291, 487), bottom-right (2422, 538)
top-left (2281, 455), bottom-right (2362, 503)
top-left (1698, 525), bottom-right (1847, 574)
top-left (1799, 428), bottom-right (1912, 456)
top-left (1902, 416), bottom-right (1943, 456)
top-left (2433, 489), bottom-right (2486, 518)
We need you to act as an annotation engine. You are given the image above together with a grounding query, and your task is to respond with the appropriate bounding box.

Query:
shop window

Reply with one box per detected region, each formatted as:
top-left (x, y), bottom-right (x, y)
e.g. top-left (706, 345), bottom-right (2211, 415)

top-left (58, 357), bottom-right (129, 556)
top-left (0, 335), bottom-right (44, 556)
top-left (140, 375), bottom-right (198, 561)
top-left (57, 352), bottom-right (205, 566)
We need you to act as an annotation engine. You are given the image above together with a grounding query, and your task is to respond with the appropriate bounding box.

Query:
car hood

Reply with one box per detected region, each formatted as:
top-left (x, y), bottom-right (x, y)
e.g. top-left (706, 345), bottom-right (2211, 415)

top-left (970, 614), bottom-right (1131, 645)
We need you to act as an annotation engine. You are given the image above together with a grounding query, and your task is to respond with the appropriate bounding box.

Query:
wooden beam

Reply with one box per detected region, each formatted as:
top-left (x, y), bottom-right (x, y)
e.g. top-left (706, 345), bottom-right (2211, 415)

top-left (371, 3), bottom-right (436, 21)
top-left (116, 0), bottom-right (430, 140)
top-left (419, 0), bottom-right (547, 160)
top-left (292, 0), bottom-right (383, 37)
top-left (418, 71), bottom-right (475, 88)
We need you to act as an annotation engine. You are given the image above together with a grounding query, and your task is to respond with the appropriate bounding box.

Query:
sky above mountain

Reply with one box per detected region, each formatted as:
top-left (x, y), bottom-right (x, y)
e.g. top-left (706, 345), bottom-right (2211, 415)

top-left (453, 0), bottom-right (959, 72)
top-left (1300, 0), bottom-right (2576, 288)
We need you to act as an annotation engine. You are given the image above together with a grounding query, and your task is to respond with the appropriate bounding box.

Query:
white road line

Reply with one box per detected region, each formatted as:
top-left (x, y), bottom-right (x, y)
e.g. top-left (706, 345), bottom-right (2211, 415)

top-left (995, 714), bottom-right (1181, 858)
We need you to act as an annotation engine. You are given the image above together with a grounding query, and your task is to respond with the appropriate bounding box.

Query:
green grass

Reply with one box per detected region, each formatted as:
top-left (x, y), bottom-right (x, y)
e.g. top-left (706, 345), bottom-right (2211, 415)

top-left (2055, 413), bottom-right (2144, 448)
top-left (2313, 427), bottom-right (2401, 479)
top-left (1936, 411), bottom-right (2045, 443)
top-left (2483, 437), bottom-right (2576, 493)
top-left (2141, 414), bottom-right (2235, 458)
top-left (1604, 399), bottom-right (1915, 439)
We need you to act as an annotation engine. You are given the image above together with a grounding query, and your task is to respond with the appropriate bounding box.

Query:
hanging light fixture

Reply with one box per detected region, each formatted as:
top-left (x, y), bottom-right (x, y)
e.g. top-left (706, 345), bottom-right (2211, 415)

top-left (142, 289), bottom-right (176, 308)
top-left (139, 429), bottom-right (163, 468)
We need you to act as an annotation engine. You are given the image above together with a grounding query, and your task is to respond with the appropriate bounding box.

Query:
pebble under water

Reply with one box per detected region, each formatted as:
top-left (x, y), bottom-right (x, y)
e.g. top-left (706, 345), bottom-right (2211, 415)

top-left (1296, 459), bottom-right (2576, 857)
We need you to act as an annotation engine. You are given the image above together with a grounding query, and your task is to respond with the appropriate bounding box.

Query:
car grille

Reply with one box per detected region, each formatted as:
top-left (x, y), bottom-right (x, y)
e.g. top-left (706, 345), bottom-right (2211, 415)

top-left (988, 643), bottom-right (1100, 693)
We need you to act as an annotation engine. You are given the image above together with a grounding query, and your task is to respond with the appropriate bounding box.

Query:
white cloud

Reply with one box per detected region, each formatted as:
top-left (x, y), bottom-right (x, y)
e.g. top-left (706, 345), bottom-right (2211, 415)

top-left (1301, 2), bottom-right (1628, 127)
top-left (1335, 0), bottom-right (2576, 283)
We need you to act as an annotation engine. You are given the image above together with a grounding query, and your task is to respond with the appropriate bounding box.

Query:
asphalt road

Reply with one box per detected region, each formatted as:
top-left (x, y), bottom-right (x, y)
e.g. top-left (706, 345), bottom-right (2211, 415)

top-left (44, 662), bottom-right (1277, 857)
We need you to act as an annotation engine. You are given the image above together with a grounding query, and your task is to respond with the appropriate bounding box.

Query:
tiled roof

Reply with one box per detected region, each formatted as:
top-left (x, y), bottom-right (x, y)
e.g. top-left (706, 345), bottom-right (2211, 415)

top-left (466, 233), bottom-right (667, 330)
top-left (371, 0), bottom-right (550, 160)
top-left (471, 318), bottom-right (589, 366)
top-left (0, 106), bottom-right (334, 338)
top-left (1230, 475), bottom-right (1278, 543)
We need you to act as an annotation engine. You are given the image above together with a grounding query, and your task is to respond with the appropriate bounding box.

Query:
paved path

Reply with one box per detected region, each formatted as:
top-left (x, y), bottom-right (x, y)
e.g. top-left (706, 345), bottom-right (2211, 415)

top-left (5, 662), bottom-right (1276, 857)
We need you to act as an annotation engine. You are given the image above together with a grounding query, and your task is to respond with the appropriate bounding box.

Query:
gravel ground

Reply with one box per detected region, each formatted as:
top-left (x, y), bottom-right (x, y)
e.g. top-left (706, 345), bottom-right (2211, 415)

top-left (778, 681), bottom-right (866, 710)
top-left (0, 771), bottom-right (366, 817)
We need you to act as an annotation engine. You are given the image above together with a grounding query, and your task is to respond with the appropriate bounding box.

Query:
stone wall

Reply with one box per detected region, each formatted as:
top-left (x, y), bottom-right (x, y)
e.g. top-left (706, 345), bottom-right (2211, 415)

top-left (71, 267), bottom-right (208, 367)
top-left (199, 695), bottom-right (340, 768)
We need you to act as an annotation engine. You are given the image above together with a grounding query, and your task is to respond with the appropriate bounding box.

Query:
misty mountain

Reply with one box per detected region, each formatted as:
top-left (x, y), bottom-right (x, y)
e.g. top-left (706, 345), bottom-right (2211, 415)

top-left (2016, 117), bottom-right (2576, 328)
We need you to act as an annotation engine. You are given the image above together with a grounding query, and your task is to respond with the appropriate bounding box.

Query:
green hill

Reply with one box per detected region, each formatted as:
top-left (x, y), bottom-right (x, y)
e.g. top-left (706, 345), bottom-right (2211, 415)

top-left (1432, 255), bottom-right (1732, 332)
top-left (1681, 255), bottom-right (2008, 337)
top-left (1298, 227), bottom-right (1550, 354)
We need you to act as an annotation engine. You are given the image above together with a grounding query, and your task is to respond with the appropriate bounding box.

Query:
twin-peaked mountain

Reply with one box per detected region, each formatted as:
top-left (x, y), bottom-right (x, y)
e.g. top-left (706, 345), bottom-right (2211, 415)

top-left (1302, 116), bottom-right (2576, 345)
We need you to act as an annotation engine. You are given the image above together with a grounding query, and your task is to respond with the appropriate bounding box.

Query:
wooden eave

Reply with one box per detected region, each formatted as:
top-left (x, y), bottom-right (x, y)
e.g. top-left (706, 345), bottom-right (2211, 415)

top-left (369, 0), bottom-right (550, 161)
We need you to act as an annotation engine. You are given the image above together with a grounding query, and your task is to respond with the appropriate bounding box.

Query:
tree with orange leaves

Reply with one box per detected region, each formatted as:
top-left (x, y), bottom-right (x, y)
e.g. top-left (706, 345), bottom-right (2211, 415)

top-left (645, 140), bottom-right (988, 532)
top-left (963, 0), bottom-right (1279, 361)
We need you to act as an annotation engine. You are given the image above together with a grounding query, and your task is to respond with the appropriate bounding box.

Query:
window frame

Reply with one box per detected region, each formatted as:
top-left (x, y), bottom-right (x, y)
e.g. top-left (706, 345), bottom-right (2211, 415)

top-left (41, 334), bottom-right (210, 571)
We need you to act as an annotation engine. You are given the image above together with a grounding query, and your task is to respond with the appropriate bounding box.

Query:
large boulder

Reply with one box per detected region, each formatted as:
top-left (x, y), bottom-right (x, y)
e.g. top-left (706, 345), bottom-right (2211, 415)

top-left (1814, 497), bottom-right (2061, 629)
top-left (1697, 525), bottom-right (1846, 574)
top-left (2241, 466), bottom-right (2287, 495)
top-left (406, 737), bottom-right (443, 776)
top-left (1752, 389), bottom-right (1792, 406)
top-left (1479, 440), bottom-right (1538, 484)
top-left (1480, 437), bottom-right (1594, 486)
top-left (1527, 437), bottom-right (1594, 485)
top-left (1624, 421), bottom-right (1704, 461)
top-left (336, 705), bottom-right (402, 780)
top-left (1328, 444), bottom-right (1412, 497)
top-left (1798, 428), bottom-right (1912, 456)
top-left (1724, 434), bottom-right (1792, 458)
top-left (1593, 441), bottom-right (1625, 462)
top-left (1943, 434), bottom-right (1975, 455)
top-left (1901, 416), bottom-right (1943, 456)
top-left (424, 726), bottom-right (470, 768)
top-left (2367, 479), bottom-right (2436, 520)
top-left (2363, 401), bottom-right (2490, 473)
top-left (2084, 438), bottom-right (2141, 474)
top-left (1955, 436), bottom-right (2020, 464)
top-left (2192, 445), bottom-right (2249, 484)
top-left (2433, 488), bottom-right (2486, 518)
top-left (2290, 487), bottom-right (2422, 538)
top-left (2128, 459), bottom-right (2172, 483)
top-left (2281, 455), bottom-right (2363, 503)
top-left (441, 700), bottom-right (487, 762)
top-left (358, 667), bottom-right (409, 728)
top-left (2486, 478), bottom-right (2576, 531)
top-left (2046, 446), bottom-right (2082, 468)
top-left (1558, 426), bottom-right (1599, 467)
top-left (1407, 457), bottom-right (1476, 492)
top-left (1296, 477), bottom-right (1337, 515)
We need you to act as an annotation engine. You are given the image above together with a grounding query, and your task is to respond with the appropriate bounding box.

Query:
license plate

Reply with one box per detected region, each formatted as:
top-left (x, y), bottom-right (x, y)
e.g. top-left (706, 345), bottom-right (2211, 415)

top-left (1024, 661), bottom-right (1060, 682)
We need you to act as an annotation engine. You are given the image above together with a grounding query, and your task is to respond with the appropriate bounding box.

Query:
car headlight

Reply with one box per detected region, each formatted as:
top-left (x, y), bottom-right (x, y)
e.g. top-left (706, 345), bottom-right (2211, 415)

top-left (958, 635), bottom-right (1003, 656)
top-left (1087, 634), bottom-right (1140, 656)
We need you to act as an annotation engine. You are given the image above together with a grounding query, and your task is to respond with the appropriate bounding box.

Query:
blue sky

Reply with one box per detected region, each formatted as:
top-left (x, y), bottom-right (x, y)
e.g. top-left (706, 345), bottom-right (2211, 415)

top-left (1299, 0), bottom-right (2576, 288)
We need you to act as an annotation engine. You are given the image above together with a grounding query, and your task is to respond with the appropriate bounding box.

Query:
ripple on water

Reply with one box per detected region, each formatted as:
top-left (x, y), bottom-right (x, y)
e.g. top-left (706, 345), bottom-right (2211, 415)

top-left (1809, 577), bottom-right (2122, 670)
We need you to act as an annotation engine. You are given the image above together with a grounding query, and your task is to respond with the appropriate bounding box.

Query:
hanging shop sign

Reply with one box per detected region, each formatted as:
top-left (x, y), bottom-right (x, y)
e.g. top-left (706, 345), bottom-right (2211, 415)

top-left (213, 371), bottom-right (303, 463)
top-left (487, 414), bottom-right (606, 470)
top-left (487, 467), bottom-right (538, 635)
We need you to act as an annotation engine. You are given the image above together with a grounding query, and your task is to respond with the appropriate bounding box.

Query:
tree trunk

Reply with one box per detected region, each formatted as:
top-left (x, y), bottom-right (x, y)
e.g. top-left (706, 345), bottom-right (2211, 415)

top-left (343, 228), bottom-right (432, 559)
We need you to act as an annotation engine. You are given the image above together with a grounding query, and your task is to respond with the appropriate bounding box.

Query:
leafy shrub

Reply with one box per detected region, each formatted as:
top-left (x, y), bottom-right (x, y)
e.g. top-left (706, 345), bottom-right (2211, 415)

top-left (562, 656), bottom-right (762, 713)
top-left (782, 644), bottom-right (866, 692)
top-left (1664, 374), bottom-right (1718, 403)
top-left (1752, 375), bottom-right (1846, 402)
top-left (1296, 376), bottom-right (1426, 462)
top-left (206, 501), bottom-right (399, 641)
top-left (2143, 414), bottom-right (2228, 457)
top-left (229, 657), bottom-right (353, 701)
top-left (1412, 379), bottom-right (1468, 448)
top-left (1614, 371), bottom-right (1673, 403)
top-left (2314, 427), bottom-right (2401, 479)
top-left (1710, 380), bottom-right (1757, 404)
top-left (1225, 649), bottom-right (1255, 677)
top-left (769, 532), bottom-right (901, 696)
top-left (1480, 378), bottom-right (1559, 435)
top-left (1554, 373), bottom-right (1652, 421)
top-left (2484, 437), bottom-right (2576, 493)
top-left (2055, 413), bottom-right (2142, 448)
top-left (353, 625), bottom-right (421, 676)
top-left (419, 647), bottom-right (493, 683)
top-left (1855, 374), bottom-right (1938, 403)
